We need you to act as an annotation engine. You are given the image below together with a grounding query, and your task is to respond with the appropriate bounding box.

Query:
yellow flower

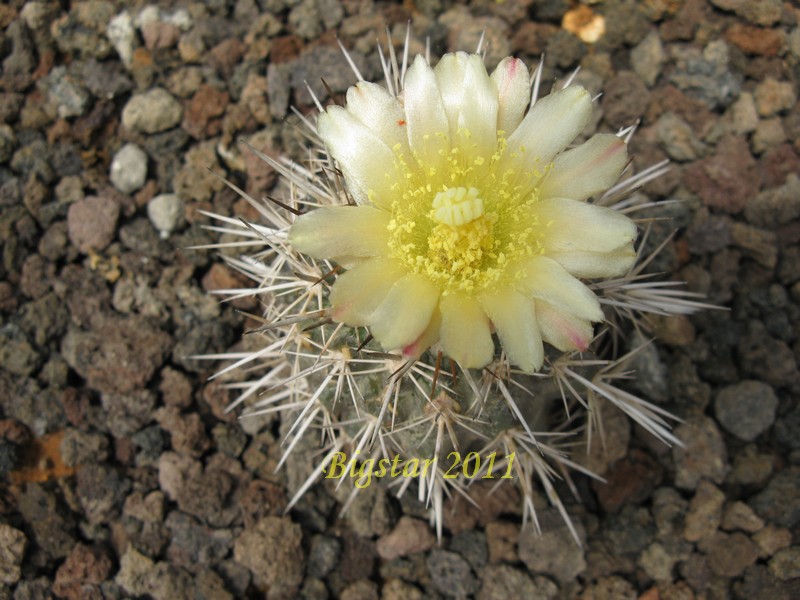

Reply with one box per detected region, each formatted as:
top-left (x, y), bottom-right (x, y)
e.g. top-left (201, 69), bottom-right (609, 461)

top-left (290, 52), bottom-right (636, 373)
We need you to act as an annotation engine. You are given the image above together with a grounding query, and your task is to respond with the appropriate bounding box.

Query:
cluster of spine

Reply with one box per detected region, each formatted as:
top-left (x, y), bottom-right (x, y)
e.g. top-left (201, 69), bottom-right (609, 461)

top-left (196, 36), bottom-right (711, 543)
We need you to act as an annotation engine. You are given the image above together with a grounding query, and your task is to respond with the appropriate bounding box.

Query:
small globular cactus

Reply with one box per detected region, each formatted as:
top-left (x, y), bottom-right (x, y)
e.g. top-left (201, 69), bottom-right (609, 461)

top-left (199, 36), bottom-right (711, 543)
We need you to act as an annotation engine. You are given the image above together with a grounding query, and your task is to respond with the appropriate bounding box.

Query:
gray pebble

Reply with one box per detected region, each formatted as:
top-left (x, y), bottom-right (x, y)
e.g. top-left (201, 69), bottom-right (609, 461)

top-left (41, 66), bottom-right (90, 118)
top-left (110, 143), bottom-right (148, 194)
top-left (0, 524), bottom-right (26, 585)
top-left (631, 30), bottom-right (665, 87)
top-left (122, 87), bottom-right (183, 134)
top-left (426, 549), bottom-right (478, 598)
top-left (518, 510), bottom-right (586, 583)
top-left (147, 193), bottom-right (183, 238)
top-left (715, 380), bottom-right (778, 442)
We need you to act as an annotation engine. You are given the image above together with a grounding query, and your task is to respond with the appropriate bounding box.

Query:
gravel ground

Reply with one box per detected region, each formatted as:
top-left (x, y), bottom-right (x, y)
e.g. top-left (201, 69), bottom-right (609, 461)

top-left (1, 0), bottom-right (800, 598)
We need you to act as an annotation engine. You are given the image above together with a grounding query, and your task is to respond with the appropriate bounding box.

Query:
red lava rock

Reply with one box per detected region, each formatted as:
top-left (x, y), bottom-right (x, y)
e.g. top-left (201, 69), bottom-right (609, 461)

top-left (270, 35), bottom-right (303, 63)
top-left (511, 21), bottom-right (558, 55)
top-left (594, 449), bottom-right (664, 513)
top-left (646, 84), bottom-right (716, 138)
top-left (61, 314), bottom-right (172, 395)
top-left (725, 23), bottom-right (785, 56)
top-left (233, 516), bottom-right (304, 598)
top-left (182, 84), bottom-right (229, 139)
top-left (375, 516), bottom-right (435, 560)
top-left (759, 144), bottom-right (800, 189)
top-left (53, 543), bottom-right (113, 600)
top-left (201, 263), bottom-right (257, 311)
top-left (208, 38), bottom-right (246, 78)
top-left (158, 367), bottom-right (193, 409)
top-left (239, 479), bottom-right (287, 528)
top-left (141, 21), bottom-right (180, 51)
top-left (685, 135), bottom-right (758, 214)
top-left (67, 195), bottom-right (120, 253)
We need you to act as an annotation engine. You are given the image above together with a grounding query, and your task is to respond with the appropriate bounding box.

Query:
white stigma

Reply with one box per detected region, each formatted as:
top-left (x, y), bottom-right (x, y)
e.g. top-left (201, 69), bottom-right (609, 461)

top-left (432, 187), bottom-right (484, 227)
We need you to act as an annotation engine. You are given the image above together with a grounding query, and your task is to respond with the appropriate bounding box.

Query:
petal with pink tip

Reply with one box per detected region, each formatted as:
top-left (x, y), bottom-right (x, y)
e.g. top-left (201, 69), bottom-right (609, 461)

top-left (289, 206), bottom-right (390, 261)
top-left (440, 293), bottom-right (494, 369)
top-left (490, 57), bottom-right (530, 135)
top-left (370, 273), bottom-right (440, 351)
top-left (329, 258), bottom-right (406, 326)
top-left (538, 134), bottom-right (628, 201)
top-left (402, 306), bottom-right (442, 360)
top-left (535, 300), bottom-right (595, 352)
top-left (479, 288), bottom-right (543, 373)
top-left (500, 86), bottom-right (592, 189)
top-left (514, 255), bottom-right (604, 322)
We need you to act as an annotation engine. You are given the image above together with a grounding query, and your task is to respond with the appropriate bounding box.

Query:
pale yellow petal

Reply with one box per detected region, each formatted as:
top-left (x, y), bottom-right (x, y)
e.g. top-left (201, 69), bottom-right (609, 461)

top-left (535, 300), bottom-right (595, 352)
top-left (500, 86), bottom-right (592, 187)
top-left (403, 54), bottom-right (450, 170)
top-left (549, 246), bottom-right (637, 279)
top-left (317, 106), bottom-right (398, 209)
top-left (538, 134), bottom-right (628, 201)
top-left (515, 255), bottom-right (604, 322)
top-left (479, 288), bottom-right (543, 373)
top-left (290, 206), bottom-right (390, 260)
top-left (534, 197), bottom-right (638, 277)
top-left (490, 57), bottom-right (530, 135)
top-left (370, 273), bottom-right (440, 350)
top-left (434, 52), bottom-right (469, 140)
top-left (346, 81), bottom-right (411, 158)
top-left (457, 54), bottom-right (499, 161)
top-left (440, 293), bottom-right (494, 369)
top-left (330, 258), bottom-right (405, 326)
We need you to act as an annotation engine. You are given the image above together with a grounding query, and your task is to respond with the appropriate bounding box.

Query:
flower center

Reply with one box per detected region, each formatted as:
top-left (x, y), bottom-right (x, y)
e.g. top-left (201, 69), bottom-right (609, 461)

top-left (386, 142), bottom-right (546, 295)
top-left (425, 187), bottom-right (496, 292)
top-left (432, 187), bottom-right (483, 226)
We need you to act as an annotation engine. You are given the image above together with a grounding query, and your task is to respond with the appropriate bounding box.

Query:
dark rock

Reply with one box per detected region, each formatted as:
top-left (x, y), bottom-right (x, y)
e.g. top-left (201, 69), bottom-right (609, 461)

top-left (477, 565), bottom-right (558, 600)
top-left (18, 483), bottom-right (77, 559)
top-left (60, 427), bottom-right (109, 467)
top-left (307, 535), bottom-right (341, 578)
top-left (700, 531), bottom-right (759, 577)
top-left (518, 510), bottom-right (586, 583)
top-left (165, 511), bottom-right (235, 572)
top-left (750, 467), bottom-right (800, 528)
top-left (450, 529), bottom-right (488, 572)
top-left (594, 449), bottom-right (663, 512)
top-left (737, 321), bottom-right (799, 388)
top-left (602, 72), bottom-right (649, 129)
top-left (76, 462), bottom-right (131, 524)
top-left (2, 21), bottom-right (36, 92)
top-left (714, 380), bottom-right (779, 442)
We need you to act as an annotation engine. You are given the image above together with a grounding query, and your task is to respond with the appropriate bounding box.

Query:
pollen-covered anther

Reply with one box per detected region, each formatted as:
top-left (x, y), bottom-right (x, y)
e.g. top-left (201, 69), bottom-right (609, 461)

top-left (432, 186), bottom-right (484, 227)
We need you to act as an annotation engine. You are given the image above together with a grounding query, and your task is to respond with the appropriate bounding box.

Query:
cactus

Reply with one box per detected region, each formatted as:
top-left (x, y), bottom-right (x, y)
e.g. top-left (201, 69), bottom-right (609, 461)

top-left (197, 39), bottom-right (712, 543)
